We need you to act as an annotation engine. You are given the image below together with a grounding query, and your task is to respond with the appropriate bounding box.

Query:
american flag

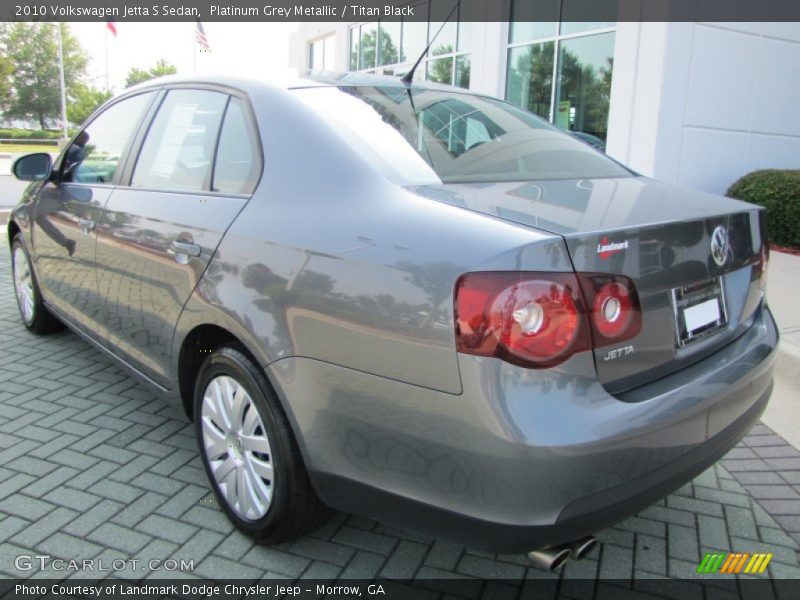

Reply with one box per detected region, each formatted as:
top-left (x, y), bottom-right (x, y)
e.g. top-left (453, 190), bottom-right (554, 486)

top-left (195, 21), bottom-right (210, 52)
top-left (106, 20), bottom-right (117, 37)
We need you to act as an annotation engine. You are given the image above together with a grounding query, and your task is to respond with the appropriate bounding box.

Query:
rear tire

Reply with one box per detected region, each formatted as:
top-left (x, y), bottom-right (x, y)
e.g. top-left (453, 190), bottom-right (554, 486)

top-left (194, 345), bottom-right (329, 542)
top-left (11, 233), bottom-right (63, 334)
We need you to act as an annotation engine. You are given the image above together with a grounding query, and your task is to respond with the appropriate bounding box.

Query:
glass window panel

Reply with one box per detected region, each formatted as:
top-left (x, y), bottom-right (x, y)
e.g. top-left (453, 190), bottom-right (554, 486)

top-left (213, 98), bottom-right (259, 194)
top-left (505, 42), bottom-right (555, 120)
top-left (401, 20), bottom-right (427, 63)
top-left (379, 21), bottom-right (400, 66)
top-left (309, 39), bottom-right (323, 69)
top-left (349, 27), bottom-right (359, 70)
top-left (457, 20), bottom-right (471, 51)
top-left (455, 54), bottom-right (471, 89)
top-left (360, 22), bottom-right (377, 70)
top-left (555, 32), bottom-right (615, 141)
top-left (429, 21), bottom-right (456, 56)
top-left (64, 93), bottom-right (152, 184)
top-left (132, 89), bottom-right (227, 191)
top-left (427, 56), bottom-right (453, 85)
top-left (509, 0), bottom-right (559, 43)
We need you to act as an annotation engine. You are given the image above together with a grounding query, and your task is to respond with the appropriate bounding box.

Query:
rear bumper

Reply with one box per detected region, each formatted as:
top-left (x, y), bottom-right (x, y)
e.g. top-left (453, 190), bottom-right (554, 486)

top-left (269, 304), bottom-right (778, 552)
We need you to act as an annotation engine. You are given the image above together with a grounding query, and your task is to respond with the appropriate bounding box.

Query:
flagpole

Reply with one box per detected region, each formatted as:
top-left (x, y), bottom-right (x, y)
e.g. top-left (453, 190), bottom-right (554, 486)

top-left (56, 24), bottom-right (69, 141)
top-left (104, 25), bottom-right (109, 91)
top-left (192, 22), bottom-right (197, 73)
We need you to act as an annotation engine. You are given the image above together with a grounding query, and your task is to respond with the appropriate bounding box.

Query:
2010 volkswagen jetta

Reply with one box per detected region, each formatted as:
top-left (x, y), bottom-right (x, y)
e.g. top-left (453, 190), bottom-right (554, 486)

top-left (7, 73), bottom-right (777, 561)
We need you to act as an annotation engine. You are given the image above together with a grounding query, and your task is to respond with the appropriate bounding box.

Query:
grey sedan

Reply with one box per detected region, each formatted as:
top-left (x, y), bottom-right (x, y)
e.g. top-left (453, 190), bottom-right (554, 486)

top-left (6, 73), bottom-right (777, 568)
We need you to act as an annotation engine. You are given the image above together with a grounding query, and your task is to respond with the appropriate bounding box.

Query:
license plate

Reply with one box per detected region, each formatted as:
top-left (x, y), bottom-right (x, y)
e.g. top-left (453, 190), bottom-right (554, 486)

top-left (671, 278), bottom-right (728, 346)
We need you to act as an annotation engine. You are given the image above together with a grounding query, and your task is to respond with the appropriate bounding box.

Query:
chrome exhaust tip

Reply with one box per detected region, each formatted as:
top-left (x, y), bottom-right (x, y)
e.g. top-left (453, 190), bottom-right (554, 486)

top-left (570, 536), bottom-right (598, 560)
top-left (527, 546), bottom-right (571, 571)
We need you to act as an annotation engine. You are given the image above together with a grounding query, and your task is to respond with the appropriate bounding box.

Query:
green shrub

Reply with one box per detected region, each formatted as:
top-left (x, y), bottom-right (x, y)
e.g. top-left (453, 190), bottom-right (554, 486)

top-left (0, 128), bottom-right (74, 140)
top-left (727, 169), bottom-right (800, 248)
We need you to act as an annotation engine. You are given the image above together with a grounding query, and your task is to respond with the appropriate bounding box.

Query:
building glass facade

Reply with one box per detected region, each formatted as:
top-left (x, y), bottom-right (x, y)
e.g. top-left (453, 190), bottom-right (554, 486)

top-left (348, 0), bottom-right (471, 87)
top-left (506, 0), bottom-right (615, 142)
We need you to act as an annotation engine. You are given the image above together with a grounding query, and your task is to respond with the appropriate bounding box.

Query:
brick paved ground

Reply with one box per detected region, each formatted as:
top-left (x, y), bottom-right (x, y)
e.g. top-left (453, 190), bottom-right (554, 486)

top-left (2, 236), bottom-right (800, 596)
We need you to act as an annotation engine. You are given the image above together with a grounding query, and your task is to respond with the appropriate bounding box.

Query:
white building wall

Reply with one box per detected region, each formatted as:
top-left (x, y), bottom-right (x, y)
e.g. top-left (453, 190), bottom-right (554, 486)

top-left (608, 22), bottom-right (800, 194)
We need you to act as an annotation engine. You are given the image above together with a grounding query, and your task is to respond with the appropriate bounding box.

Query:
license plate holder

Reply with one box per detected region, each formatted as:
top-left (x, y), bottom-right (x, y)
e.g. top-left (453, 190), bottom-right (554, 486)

top-left (671, 277), bottom-right (728, 347)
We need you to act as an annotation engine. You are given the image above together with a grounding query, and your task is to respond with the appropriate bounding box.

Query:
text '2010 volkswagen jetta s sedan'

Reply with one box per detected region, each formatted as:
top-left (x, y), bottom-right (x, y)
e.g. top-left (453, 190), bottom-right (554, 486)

top-left (7, 72), bottom-right (777, 565)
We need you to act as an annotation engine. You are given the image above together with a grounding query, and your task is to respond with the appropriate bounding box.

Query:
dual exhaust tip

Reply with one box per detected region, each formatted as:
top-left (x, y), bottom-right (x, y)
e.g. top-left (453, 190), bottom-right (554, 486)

top-left (527, 536), bottom-right (597, 571)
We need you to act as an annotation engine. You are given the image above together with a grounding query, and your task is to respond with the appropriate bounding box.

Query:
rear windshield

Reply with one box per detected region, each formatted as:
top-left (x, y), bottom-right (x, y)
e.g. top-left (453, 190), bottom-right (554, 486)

top-left (293, 85), bottom-right (631, 185)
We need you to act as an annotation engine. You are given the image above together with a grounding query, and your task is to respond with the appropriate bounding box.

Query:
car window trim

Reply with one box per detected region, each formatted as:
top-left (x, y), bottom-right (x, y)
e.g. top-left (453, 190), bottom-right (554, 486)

top-left (119, 82), bottom-right (264, 197)
top-left (210, 96), bottom-right (263, 195)
top-left (116, 88), bottom-right (168, 188)
top-left (205, 95), bottom-right (231, 192)
top-left (57, 90), bottom-right (159, 188)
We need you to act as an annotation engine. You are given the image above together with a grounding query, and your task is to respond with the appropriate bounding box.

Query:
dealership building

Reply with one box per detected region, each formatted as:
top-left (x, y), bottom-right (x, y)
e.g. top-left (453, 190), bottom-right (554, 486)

top-left (289, 6), bottom-right (800, 195)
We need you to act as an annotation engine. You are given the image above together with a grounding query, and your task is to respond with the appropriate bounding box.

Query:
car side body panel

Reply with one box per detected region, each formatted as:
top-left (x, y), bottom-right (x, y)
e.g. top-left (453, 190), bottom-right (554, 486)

top-left (171, 80), bottom-right (573, 395)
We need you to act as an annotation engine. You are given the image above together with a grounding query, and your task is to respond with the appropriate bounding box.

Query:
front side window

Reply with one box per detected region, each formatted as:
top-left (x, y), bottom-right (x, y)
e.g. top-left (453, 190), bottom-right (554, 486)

top-left (62, 92), bottom-right (153, 184)
top-left (132, 89), bottom-right (227, 192)
top-left (293, 86), bottom-right (631, 185)
top-left (213, 98), bottom-right (260, 194)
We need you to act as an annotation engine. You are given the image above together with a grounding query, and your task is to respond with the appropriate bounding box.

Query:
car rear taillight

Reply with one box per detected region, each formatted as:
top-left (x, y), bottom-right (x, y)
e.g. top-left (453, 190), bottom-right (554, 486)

top-left (578, 274), bottom-right (642, 345)
top-left (455, 272), bottom-right (642, 369)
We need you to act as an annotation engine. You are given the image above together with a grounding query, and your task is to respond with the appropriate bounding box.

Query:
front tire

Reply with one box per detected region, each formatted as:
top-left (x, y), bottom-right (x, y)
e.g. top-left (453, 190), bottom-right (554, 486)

top-left (194, 345), bottom-right (329, 542)
top-left (11, 234), bottom-right (62, 334)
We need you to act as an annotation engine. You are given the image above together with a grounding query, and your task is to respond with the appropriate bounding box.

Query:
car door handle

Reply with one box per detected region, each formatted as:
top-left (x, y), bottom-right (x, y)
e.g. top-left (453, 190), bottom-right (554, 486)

top-left (77, 218), bottom-right (96, 234)
top-left (169, 240), bottom-right (202, 258)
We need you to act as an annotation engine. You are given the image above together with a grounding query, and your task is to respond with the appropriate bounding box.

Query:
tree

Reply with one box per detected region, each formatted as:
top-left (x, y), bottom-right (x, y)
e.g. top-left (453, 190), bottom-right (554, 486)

top-left (355, 29), bottom-right (399, 70)
top-left (1, 23), bottom-right (88, 129)
top-left (0, 25), bottom-right (12, 111)
top-left (125, 59), bottom-right (177, 88)
top-left (67, 83), bottom-right (112, 126)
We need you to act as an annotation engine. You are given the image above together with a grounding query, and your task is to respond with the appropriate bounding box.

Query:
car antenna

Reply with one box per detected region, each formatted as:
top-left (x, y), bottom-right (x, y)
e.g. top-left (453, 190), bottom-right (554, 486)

top-left (401, 0), bottom-right (461, 85)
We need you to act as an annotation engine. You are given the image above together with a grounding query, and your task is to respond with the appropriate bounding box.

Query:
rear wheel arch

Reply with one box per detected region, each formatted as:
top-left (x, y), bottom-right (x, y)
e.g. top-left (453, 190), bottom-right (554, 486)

top-left (175, 323), bottom-right (321, 491)
top-left (177, 323), bottom-right (259, 420)
top-left (7, 220), bottom-right (21, 248)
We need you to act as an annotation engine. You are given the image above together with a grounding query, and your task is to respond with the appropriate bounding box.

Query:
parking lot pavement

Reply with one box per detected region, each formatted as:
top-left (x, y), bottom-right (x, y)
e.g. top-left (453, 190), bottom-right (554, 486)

top-left (2, 237), bottom-right (800, 593)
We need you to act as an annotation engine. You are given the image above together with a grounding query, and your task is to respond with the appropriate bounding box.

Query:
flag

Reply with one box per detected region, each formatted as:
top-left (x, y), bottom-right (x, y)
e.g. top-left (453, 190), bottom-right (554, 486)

top-left (195, 21), bottom-right (210, 52)
top-left (106, 20), bottom-right (117, 37)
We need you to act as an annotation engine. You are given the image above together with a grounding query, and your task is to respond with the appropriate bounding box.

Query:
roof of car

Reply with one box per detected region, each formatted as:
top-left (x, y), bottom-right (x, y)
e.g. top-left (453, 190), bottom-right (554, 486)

top-left (125, 70), bottom-right (465, 96)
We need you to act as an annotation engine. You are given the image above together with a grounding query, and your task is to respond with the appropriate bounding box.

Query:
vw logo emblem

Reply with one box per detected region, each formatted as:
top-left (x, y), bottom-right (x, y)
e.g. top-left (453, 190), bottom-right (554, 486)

top-left (710, 226), bottom-right (729, 267)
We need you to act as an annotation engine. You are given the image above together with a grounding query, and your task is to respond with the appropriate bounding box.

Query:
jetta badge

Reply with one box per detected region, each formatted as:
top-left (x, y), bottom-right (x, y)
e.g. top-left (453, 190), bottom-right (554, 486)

top-left (710, 226), bottom-right (729, 267)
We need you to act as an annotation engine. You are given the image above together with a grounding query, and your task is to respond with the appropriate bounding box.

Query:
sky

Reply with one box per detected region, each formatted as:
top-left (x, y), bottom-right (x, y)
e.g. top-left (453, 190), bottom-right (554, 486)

top-left (70, 21), bottom-right (298, 93)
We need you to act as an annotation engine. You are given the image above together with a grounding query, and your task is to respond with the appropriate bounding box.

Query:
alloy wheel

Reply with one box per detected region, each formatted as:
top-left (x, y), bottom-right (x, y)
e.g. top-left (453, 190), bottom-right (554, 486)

top-left (201, 375), bottom-right (274, 520)
top-left (13, 246), bottom-right (35, 324)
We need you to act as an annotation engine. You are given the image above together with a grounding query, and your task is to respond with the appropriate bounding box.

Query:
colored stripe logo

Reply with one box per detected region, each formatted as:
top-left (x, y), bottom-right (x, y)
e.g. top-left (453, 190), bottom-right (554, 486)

top-left (697, 552), bottom-right (772, 574)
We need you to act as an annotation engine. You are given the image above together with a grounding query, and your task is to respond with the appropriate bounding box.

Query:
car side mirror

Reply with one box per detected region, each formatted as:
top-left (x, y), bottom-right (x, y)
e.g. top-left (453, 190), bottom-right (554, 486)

top-left (12, 153), bottom-right (52, 182)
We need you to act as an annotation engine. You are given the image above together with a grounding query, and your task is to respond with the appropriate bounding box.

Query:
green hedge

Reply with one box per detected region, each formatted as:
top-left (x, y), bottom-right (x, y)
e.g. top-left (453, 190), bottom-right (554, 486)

top-left (0, 128), bottom-right (70, 140)
top-left (727, 169), bottom-right (800, 248)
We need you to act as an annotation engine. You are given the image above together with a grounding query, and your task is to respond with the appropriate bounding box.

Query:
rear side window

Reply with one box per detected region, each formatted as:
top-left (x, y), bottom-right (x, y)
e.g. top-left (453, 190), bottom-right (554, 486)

top-left (62, 92), bottom-right (153, 184)
top-left (213, 98), bottom-right (259, 194)
top-left (132, 89), bottom-right (227, 192)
